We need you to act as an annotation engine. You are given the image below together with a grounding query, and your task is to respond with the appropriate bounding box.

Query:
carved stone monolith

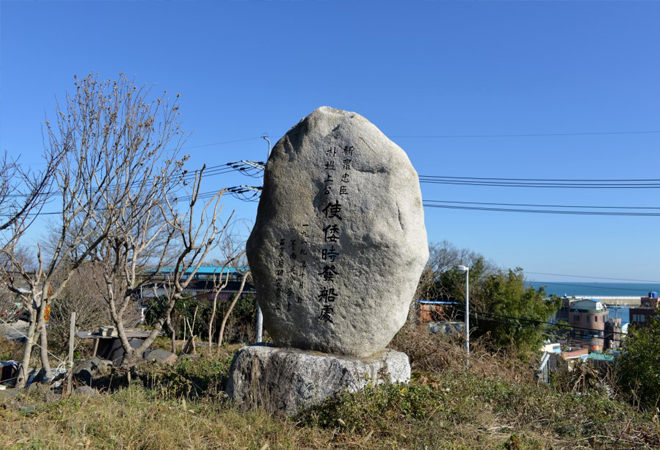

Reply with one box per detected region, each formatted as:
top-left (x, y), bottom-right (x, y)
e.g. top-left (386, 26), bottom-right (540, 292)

top-left (246, 106), bottom-right (428, 357)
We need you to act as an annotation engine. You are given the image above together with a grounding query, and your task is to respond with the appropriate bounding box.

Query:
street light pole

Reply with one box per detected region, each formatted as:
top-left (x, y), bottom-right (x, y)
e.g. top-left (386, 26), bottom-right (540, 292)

top-left (456, 265), bottom-right (470, 366)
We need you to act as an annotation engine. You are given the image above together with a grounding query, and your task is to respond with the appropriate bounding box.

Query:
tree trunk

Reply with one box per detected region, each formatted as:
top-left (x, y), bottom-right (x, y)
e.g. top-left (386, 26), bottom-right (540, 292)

top-left (37, 301), bottom-right (51, 373)
top-left (108, 298), bottom-right (136, 362)
top-left (191, 305), bottom-right (198, 338)
top-left (208, 294), bottom-right (218, 347)
top-left (16, 307), bottom-right (38, 389)
top-left (217, 273), bottom-right (249, 351)
top-left (167, 312), bottom-right (176, 354)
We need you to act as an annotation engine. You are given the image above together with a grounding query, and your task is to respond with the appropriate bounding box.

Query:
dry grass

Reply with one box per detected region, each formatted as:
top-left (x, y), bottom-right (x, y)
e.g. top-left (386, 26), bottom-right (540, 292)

top-left (0, 331), bottom-right (658, 449)
top-left (0, 335), bottom-right (23, 362)
top-left (390, 324), bottom-right (536, 384)
top-left (0, 388), bottom-right (337, 450)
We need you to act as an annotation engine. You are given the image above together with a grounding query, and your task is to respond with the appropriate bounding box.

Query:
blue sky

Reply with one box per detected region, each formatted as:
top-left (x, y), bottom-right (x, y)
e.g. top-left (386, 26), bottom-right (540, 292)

top-left (2, 1), bottom-right (660, 283)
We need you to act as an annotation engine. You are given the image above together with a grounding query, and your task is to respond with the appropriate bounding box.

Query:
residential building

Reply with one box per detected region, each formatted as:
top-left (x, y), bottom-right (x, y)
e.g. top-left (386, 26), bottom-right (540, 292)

top-left (568, 299), bottom-right (608, 352)
top-left (629, 293), bottom-right (659, 328)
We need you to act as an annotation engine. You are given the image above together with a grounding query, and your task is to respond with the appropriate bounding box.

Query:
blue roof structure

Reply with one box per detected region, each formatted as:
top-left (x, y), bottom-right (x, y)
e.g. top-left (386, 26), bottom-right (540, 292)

top-left (416, 300), bottom-right (461, 305)
top-left (156, 266), bottom-right (247, 275)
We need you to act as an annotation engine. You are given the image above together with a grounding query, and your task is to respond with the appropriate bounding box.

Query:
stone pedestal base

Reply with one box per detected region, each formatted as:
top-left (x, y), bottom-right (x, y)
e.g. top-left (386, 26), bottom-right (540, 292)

top-left (225, 345), bottom-right (411, 415)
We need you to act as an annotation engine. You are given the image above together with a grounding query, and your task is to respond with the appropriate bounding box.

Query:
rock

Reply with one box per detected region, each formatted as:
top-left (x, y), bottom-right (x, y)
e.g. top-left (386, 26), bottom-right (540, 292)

top-left (73, 357), bottom-right (113, 386)
top-left (144, 349), bottom-right (178, 364)
top-left (26, 382), bottom-right (60, 403)
top-left (73, 385), bottom-right (99, 397)
top-left (0, 320), bottom-right (29, 342)
top-left (247, 106), bottom-right (428, 357)
top-left (226, 344), bottom-right (410, 415)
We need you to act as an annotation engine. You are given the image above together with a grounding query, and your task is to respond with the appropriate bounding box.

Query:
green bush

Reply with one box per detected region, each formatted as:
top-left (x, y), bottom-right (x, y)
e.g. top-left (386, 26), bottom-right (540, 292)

top-left (298, 380), bottom-right (443, 432)
top-left (618, 313), bottom-right (660, 408)
top-left (138, 352), bottom-right (233, 399)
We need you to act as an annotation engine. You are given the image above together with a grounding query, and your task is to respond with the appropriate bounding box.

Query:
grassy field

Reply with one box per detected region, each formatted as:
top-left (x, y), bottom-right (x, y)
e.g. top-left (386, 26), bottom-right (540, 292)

top-left (0, 332), bottom-right (658, 450)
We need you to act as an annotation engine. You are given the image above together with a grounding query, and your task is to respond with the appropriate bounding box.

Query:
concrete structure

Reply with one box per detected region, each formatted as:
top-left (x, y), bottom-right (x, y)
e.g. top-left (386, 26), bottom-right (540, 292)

top-left (604, 318), bottom-right (623, 350)
top-left (629, 294), bottom-right (658, 328)
top-left (568, 299), bottom-right (608, 352)
top-left (570, 296), bottom-right (641, 306)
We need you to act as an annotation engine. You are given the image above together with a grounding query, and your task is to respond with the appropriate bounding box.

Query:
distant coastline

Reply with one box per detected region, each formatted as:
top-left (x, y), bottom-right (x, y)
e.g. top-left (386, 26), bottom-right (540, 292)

top-left (526, 281), bottom-right (660, 298)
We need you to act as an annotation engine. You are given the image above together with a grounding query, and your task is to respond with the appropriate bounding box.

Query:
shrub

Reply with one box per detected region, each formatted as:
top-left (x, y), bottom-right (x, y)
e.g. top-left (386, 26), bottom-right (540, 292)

top-left (618, 314), bottom-right (660, 408)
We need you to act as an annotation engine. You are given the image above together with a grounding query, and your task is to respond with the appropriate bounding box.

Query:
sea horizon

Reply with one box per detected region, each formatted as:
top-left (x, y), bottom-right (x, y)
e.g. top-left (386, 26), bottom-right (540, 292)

top-left (527, 281), bottom-right (660, 298)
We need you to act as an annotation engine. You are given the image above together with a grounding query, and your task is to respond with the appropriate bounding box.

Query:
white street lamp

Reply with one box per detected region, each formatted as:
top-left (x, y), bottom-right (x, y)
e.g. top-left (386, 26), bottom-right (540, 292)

top-left (456, 265), bottom-right (470, 365)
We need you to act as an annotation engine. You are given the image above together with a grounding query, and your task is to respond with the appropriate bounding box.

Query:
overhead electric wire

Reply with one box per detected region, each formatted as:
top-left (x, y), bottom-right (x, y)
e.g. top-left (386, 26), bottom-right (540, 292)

top-left (442, 304), bottom-right (630, 337)
top-left (180, 136), bottom-right (263, 150)
top-left (419, 179), bottom-right (660, 189)
top-left (467, 315), bottom-right (614, 345)
top-left (422, 203), bottom-right (660, 216)
top-left (425, 199), bottom-right (660, 210)
top-left (391, 130), bottom-right (660, 138)
top-left (470, 309), bottom-right (629, 337)
top-left (524, 272), bottom-right (660, 283)
top-left (527, 281), bottom-right (659, 293)
top-left (421, 174), bottom-right (660, 182)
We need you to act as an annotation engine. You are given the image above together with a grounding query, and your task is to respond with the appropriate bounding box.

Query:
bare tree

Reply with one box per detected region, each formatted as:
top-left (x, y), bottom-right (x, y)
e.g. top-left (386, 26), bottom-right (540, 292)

top-left (206, 235), bottom-right (246, 347)
top-left (0, 146), bottom-right (66, 388)
top-left (415, 240), bottom-right (497, 302)
top-left (1, 73), bottom-right (189, 387)
top-left (0, 149), bottom-right (61, 235)
top-left (47, 264), bottom-right (109, 354)
top-left (95, 165), bottom-right (233, 364)
top-left (217, 270), bottom-right (250, 350)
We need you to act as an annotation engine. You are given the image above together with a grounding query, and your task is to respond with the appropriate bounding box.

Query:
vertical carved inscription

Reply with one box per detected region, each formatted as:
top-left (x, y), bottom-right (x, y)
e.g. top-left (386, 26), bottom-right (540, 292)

top-left (315, 145), bottom-right (354, 323)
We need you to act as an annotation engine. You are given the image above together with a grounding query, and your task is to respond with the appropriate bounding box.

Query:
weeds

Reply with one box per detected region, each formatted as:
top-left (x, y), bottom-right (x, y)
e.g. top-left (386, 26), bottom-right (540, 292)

top-left (135, 349), bottom-right (235, 400)
top-left (1, 331), bottom-right (659, 449)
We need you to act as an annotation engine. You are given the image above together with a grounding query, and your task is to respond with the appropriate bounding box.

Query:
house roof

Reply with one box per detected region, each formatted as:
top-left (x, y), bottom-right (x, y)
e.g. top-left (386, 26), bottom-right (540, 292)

top-left (416, 300), bottom-right (462, 305)
top-left (572, 298), bottom-right (605, 312)
top-left (585, 353), bottom-right (615, 362)
top-left (156, 266), bottom-right (247, 275)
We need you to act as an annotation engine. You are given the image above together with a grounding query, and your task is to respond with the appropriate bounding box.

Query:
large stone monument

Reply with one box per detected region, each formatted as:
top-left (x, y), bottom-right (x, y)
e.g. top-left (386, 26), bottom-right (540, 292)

top-left (226, 107), bottom-right (428, 415)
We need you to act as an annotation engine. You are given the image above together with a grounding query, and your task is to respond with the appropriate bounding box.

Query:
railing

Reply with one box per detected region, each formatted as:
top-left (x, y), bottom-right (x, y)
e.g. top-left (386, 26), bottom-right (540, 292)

top-left (536, 352), bottom-right (551, 384)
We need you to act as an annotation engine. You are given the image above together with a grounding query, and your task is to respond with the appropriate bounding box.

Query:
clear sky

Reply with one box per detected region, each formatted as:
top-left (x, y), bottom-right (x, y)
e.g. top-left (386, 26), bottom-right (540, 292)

top-left (2, 1), bottom-right (660, 283)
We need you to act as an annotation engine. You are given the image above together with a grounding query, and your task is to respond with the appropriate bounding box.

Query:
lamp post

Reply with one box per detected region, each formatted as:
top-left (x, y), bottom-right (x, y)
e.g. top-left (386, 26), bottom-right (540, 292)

top-left (456, 265), bottom-right (470, 365)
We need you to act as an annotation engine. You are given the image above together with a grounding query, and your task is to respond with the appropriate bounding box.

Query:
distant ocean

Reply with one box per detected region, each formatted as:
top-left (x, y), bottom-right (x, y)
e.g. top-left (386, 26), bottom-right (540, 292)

top-left (526, 282), bottom-right (660, 326)
top-left (526, 281), bottom-right (660, 298)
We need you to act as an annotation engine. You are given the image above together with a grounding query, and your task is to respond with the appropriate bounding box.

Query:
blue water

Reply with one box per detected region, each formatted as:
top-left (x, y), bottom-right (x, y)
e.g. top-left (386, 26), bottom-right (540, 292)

top-left (526, 282), bottom-right (659, 326)
top-left (527, 281), bottom-right (660, 298)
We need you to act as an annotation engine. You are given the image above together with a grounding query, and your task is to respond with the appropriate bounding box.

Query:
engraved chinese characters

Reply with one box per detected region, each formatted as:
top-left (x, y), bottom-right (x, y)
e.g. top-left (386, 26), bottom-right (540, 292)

top-left (317, 145), bottom-right (352, 323)
top-left (246, 107), bottom-right (429, 358)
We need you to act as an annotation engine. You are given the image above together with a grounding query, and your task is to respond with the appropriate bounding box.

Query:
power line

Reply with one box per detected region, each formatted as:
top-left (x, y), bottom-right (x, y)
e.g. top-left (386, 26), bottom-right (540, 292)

top-left (471, 309), bottom-right (629, 337)
top-left (524, 271), bottom-right (660, 284)
top-left (420, 174), bottom-right (660, 183)
top-left (528, 281), bottom-right (659, 293)
top-left (422, 203), bottom-right (660, 217)
top-left (392, 130), bottom-right (660, 138)
top-left (419, 179), bottom-right (660, 189)
top-left (436, 304), bottom-right (629, 338)
top-left (1, 163), bottom-right (243, 200)
top-left (180, 136), bottom-right (263, 150)
top-left (425, 199), bottom-right (660, 211)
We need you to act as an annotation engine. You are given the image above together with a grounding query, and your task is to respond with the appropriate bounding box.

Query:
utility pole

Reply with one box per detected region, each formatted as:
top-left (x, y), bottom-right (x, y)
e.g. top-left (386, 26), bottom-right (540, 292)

top-left (255, 135), bottom-right (271, 343)
top-left (456, 265), bottom-right (470, 367)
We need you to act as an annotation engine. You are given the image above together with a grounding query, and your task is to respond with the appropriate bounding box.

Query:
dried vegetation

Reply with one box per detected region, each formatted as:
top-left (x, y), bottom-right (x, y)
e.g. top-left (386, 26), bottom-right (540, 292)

top-left (0, 328), bottom-right (659, 449)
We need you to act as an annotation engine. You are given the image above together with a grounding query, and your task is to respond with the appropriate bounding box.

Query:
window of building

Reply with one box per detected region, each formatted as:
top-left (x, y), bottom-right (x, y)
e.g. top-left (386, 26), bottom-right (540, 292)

top-left (574, 315), bottom-right (580, 322)
top-left (594, 316), bottom-right (598, 323)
